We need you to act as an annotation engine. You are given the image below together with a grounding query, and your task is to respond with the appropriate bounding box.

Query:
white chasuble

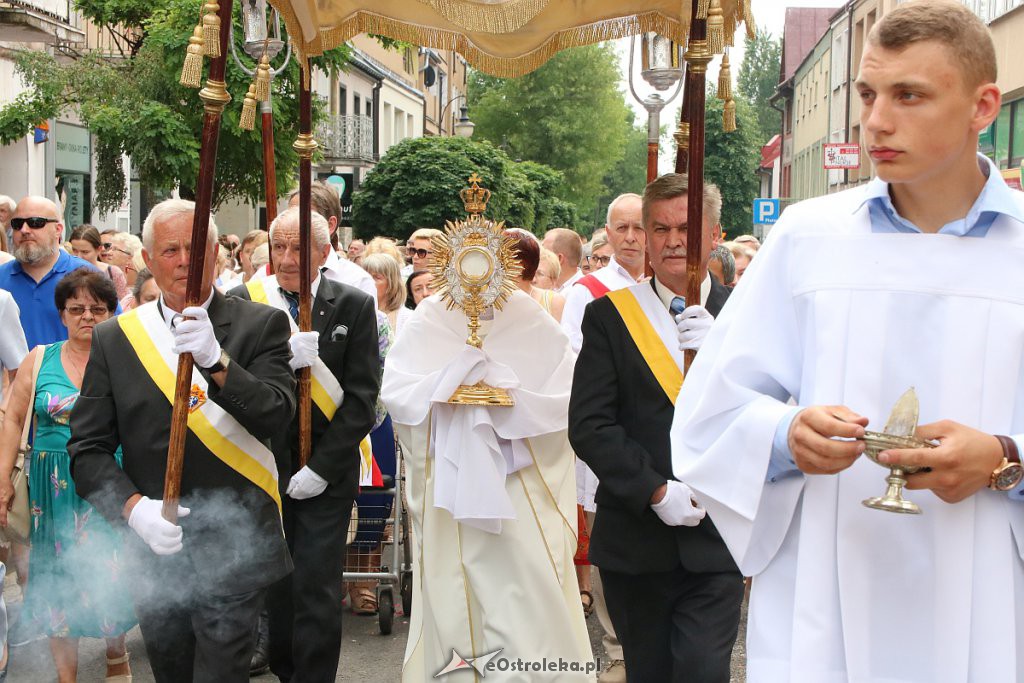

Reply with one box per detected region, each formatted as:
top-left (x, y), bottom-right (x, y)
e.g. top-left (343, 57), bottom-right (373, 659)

top-left (671, 187), bottom-right (1024, 683)
top-left (382, 292), bottom-right (594, 682)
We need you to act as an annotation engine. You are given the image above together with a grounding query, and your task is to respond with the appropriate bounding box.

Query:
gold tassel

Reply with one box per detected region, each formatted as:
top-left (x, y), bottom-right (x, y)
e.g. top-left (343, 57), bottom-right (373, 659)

top-left (240, 82), bottom-right (258, 131)
top-left (744, 0), bottom-right (756, 39)
top-left (179, 25), bottom-right (205, 88)
top-left (708, 0), bottom-right (725, 55)
top-left (723, 98), bottom-right (737, 133)
top-left (696, 0), bottom-right (710, 20)
top-left (201, 0), bottom-right (221, 58)
top-left (254, 54), bottom-right (272, 101)
top-left (725, 15), bottom-right (736, 47)
top-left (717, 51), bottom-right (732, 101)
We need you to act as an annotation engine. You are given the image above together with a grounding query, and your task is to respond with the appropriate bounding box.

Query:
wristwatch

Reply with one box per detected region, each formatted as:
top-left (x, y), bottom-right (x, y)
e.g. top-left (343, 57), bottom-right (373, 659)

top-left (989, 435), bottom-right (1023, 491)
top-left (202, 350), bottom-right (231, 374)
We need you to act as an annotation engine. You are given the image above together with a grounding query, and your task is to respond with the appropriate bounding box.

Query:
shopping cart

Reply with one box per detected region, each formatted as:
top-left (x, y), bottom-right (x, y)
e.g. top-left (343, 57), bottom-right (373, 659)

top-left (343, 440), bottom-right (413, 635)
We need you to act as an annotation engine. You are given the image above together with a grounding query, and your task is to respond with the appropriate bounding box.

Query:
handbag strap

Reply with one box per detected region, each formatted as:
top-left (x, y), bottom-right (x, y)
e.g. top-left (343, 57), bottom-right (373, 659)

top-left (18, 345), bottom-right (46, 454)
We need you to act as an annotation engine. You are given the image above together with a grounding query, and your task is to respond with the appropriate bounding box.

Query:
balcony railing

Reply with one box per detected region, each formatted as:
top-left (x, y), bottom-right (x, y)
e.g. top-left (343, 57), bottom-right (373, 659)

top-left (0, 0), bottom-right (85, 43)
top-left (317, 115), bottom-right (374, 163)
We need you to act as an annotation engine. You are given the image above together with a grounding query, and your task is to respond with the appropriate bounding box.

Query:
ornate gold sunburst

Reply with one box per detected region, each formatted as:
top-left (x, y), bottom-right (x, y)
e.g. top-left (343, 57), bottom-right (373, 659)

top-left (428, 173), bottom-right (521, 406)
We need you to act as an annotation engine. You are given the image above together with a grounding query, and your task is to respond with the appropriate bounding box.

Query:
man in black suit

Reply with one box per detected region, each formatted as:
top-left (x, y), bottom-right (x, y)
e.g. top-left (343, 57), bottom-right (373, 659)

top-left (69, 199), bottom-right (296, 682)
top-left (568, 174), bottom-right (743, 683)
top-left (229, 206), bottom-right (380, 682)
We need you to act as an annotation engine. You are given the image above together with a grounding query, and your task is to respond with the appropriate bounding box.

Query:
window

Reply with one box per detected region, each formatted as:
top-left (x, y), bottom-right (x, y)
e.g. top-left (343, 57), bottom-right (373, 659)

top-left (996, 104), bottom-right (1011, 168)
top-left (354, 94), bottom-right (361, 119)
top-left (339, 86), bottom-right (347, 116)
top-left (831, 27), bottom-right (848, 90)
top-left (1012, 101), bottom-right (1024, 165)
top-left (365, 100), bottom-right (372, 117)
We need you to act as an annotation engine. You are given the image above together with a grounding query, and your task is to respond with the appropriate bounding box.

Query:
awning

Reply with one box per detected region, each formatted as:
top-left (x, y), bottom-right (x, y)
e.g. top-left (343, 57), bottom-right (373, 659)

top-left (265, 0), bottom-right (754, 77)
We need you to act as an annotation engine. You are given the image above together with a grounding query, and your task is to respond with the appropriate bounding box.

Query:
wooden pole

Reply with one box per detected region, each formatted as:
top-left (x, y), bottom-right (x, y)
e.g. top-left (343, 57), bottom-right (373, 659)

top-left (261, 101), bottom-right (278, 228)
top-left (675, 65), bottom-right (692, 174)
top-left (294, 65), bottom-right (316, 467)
top-left (681, 0), bottom-right (711, 373)
top-left (163, 0), bottom-right (234, 523)
top-left (646, 141), bottom-right (659, 183)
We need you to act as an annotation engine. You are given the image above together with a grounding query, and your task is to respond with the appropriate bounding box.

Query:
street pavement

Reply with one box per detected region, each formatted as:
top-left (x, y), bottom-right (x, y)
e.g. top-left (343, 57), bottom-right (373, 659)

top-left (4, 572), bottom-right (747, 681)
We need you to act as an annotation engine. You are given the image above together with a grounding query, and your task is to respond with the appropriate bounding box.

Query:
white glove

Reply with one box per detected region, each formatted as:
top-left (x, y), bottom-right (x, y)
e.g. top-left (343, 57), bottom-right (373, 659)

top-left (172, 306), bottom-right (222, 369)
top-left (288, 331), bottom-right (319, 371)
top-left (286, 466), bottom-right (329, 500)
top-left (675, 304), bottom-right (714, 351)
top-left (651, 480), bottom-right (706, 527)
top-left (127, 496), bottom-right (191, 555)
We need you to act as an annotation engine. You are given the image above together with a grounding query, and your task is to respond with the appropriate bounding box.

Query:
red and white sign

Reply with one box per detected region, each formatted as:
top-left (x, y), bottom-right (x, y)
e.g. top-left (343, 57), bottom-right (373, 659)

top-left (824, 143), bottom-right (861, 169)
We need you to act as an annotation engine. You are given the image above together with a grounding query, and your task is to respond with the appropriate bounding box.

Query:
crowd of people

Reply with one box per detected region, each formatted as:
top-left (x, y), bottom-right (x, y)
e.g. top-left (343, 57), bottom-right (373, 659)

top-left (0, 2), bottom-right (1019, 682)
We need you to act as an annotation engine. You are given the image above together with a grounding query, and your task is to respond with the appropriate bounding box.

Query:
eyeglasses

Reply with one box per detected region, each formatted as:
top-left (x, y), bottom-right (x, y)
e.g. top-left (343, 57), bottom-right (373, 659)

top-left (102, 242), bottom-right (131, 256)
top-left (10, 217), bottom-right (58, 230)
top-left (590, 255), bottom-right (611, 267)
top-left (64, 305), bottom-right (110, 317)
top-left (407, 248), bottom-right (432, 259)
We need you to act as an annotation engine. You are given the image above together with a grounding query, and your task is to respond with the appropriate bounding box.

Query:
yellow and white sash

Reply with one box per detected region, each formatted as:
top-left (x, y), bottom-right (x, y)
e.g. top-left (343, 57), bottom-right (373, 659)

top-left (118, 302), bottom-right (281, 510)
top-left (607, 283), bottom-right (685, 405)
top-left (245, 277), bottom-right (376, 485)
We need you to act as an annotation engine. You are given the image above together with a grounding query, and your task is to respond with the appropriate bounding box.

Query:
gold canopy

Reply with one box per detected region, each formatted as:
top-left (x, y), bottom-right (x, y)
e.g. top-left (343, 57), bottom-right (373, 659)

top-left (265, 0), bottom-right (753, 77)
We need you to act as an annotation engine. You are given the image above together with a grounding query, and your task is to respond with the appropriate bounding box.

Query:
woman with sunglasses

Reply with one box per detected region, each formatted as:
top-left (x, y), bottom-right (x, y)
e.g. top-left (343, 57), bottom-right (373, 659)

top-left (0, 268), bottom-right (135, 682)
top-left (68, 225), bottom-right (129, 301)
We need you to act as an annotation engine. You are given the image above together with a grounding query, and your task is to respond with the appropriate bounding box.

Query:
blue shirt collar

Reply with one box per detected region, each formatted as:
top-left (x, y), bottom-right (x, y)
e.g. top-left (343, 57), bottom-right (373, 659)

top-left (856, 153), bottom-right (1024, 236)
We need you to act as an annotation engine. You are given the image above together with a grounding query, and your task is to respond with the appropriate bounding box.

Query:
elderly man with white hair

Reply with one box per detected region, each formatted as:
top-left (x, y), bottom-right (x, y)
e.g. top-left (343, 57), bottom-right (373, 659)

top-left (230, 207), bottom-right (380, 683)
top-left (68, 198), bottom-right (296, 682)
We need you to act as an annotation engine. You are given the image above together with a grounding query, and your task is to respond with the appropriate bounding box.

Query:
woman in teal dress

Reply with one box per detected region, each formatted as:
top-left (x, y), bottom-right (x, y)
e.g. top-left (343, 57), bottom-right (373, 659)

top-left (0, 268), bottom-right (135, 682)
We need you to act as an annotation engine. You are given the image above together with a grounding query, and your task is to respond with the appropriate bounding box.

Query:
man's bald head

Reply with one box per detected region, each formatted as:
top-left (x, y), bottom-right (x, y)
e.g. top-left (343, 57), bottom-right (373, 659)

top-left (11, 195), bottom-right (64, 266)
top-left (542, 228), bottom-right (583, 287)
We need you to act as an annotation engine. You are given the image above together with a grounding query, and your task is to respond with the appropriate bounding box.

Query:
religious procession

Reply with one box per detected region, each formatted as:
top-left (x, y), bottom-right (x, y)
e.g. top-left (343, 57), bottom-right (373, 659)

top-left (0, 0), bottom-right (1022, 680)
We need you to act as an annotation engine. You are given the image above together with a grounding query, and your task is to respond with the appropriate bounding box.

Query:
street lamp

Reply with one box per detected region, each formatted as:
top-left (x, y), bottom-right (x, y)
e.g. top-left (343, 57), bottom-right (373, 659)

top-left (628, 33), bottom-right (685, 182)
top-left (440, 94), bottom-right (474, 138)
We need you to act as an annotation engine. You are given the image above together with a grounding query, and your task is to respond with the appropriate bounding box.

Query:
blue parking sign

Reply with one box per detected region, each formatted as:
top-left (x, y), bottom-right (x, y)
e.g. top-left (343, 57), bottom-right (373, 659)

top-left (753, 199), bottom-right (780, 225)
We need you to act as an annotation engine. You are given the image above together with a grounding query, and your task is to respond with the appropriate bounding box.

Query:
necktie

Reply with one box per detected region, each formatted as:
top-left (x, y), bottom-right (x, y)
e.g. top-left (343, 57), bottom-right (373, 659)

top-left (670, 296), bottom-right (686, 316)
top-left (280, 289), bottom-right (299, 322)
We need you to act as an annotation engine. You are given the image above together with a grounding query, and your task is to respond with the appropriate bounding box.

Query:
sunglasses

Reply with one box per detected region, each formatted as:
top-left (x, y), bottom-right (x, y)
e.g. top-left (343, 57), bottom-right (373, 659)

top-left (10, 217), bottom-right (58, 230)
top-left (408, 248), bottom-right (432, 259)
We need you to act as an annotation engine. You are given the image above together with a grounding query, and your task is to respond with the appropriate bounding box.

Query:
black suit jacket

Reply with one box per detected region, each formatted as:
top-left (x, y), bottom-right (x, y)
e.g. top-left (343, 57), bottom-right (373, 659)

top-left (568, 278), bottom-right (737, 575)
top-left (69, 291), bottom-right (296, 595)
top-left (229, 278), bottom-right (380, 499)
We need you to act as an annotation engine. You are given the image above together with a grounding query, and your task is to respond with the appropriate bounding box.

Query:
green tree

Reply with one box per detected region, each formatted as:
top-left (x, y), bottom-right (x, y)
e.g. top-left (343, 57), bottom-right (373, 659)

top-left (737, 29), bottom-right (783, 143)
top-left (591, 113), bottom-right (648, 231)
top-left (704, 90), bottom-right (760, 236)
top-left (350, 136), bottom-right (575, 240)
top-left (467, 44), bottom-right (632, 220)
top-left (0, 0), bottom-right (351, 214)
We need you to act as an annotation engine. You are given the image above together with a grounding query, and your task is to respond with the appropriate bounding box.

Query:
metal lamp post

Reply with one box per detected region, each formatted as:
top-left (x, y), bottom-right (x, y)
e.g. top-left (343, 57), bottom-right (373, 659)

top-left (439, 94), bottom-right (474, 138)
top-left (627, 33), bottom-right (685, 183)
top-left (231, 0), bottom-right (291, 226)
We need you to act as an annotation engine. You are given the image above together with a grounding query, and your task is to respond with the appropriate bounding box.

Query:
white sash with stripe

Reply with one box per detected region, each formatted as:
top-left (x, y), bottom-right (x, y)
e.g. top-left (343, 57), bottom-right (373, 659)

top-left (119, 302), bottom-right (280, 509)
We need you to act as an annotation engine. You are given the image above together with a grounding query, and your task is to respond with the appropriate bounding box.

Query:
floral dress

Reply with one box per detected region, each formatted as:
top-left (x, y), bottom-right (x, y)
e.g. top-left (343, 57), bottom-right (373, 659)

top-left (22, 343), bottom-right (137, 639)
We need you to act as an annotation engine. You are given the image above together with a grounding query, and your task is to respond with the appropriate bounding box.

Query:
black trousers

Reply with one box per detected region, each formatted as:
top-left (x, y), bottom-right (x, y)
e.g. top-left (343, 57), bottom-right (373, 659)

top-left (132, 570), bottom-right (265, 683)
top-left (267, 492), bottom-right (354, 683)
top-left (601, 565), bottom-right (744, 683)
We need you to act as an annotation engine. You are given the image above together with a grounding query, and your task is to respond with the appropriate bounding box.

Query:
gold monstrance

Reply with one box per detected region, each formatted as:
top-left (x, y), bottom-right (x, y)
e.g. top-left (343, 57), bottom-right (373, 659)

top-left (429, 174), bottom-right (521, 407)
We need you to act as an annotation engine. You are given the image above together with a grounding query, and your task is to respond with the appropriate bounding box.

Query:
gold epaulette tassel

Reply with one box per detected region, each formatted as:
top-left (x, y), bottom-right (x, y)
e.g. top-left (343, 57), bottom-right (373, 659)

top-left (179, 25), bottom-right (205, 88)
top-left (717, 51), bottom-right (732, 101)
top-left (708, 0), bottom-right (725, 55)
top-left (240, 82), bottom-right (258, 131)
top-left (254, 54), bottom-right (272, 101)
top-left (201, 0), bottom-right (221, 58)
top-left (723, 98), bottom-right (737, 133)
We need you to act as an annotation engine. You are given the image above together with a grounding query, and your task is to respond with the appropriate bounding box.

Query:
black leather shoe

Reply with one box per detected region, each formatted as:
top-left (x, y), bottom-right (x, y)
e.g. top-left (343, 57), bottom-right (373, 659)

top-left (249, 610), bottom-right (270, 676)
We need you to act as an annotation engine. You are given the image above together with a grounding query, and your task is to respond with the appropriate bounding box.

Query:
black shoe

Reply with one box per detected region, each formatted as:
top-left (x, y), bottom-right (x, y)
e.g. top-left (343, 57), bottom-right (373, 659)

top-left (249, 610), bottom-right (270, 677)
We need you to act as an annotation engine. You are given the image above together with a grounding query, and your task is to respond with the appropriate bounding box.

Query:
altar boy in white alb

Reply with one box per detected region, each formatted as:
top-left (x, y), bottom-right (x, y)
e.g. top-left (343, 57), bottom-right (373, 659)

top-left (671, 3), bottom-right (1024, 681)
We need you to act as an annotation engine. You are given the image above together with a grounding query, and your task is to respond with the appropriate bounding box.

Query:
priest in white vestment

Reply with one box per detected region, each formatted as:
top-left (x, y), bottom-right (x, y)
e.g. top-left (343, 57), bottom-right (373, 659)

top-left (671, 5), bottom-right (1024, 681)
top-left (382, 291), bottom-right (594, 682)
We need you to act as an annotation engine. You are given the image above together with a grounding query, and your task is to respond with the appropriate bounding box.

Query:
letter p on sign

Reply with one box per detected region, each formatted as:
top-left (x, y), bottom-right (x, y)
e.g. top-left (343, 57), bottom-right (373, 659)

top-left (753, 199), bottom-right (780, 225)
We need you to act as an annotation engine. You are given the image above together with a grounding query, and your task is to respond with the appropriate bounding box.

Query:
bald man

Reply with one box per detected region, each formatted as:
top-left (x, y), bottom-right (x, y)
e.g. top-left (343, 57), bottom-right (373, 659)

top-left (542, 228), bottom-right (585, 293)
top-left (0, 196), bottom-right (101, 347)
